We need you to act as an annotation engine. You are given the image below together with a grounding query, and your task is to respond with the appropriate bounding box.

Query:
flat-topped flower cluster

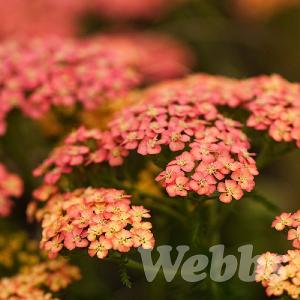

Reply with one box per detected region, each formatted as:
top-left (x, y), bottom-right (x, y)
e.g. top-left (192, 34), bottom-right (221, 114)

top-left (0, 163), bottom-right (23, 217)
top-left (0, 34), bottom-right (192, 135)
top-left (0, 257), bottom-right (80, 300)
top-left (30, 187), bottom-right (154, 260)
top-left (256, 211), bottom-right (300, 299)
top-left (145, 74), bottom-right (300, 147)
top-left (34, 73), bottom-right (261, 203)
top-left (240, 75), bottom-right (300, 147)
top-left (0, 37), bottom-right (139, 134)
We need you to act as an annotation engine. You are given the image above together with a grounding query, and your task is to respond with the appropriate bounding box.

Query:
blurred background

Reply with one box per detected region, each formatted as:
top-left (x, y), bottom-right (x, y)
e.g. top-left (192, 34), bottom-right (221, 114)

top-left (0, 0), bottom-right (300, 299)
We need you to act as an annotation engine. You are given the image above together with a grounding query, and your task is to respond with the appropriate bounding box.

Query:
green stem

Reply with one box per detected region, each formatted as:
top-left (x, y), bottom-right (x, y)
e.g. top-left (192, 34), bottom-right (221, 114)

top-left (109, 179), bottom-right (186, 224)
top-left (208, 201), bottom-right (221, 300)
top-left (109, 257), bottom-right (182, 279)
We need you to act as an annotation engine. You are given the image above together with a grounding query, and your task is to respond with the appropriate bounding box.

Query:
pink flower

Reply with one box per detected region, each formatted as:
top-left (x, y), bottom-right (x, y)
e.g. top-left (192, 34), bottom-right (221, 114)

top-left (197, 161), bottom-right (224, 181)
top-left (155, 165), bottom-right (183, 186)
top-left (166, 176), bottom-right (190, 197)
top-left (44, 235), bottom-right (64, 259)
top-left (272, 213), bottom-right (293, 231)
top-left (231, 169), bottom-right (255, 192)
top-left (217, 180), bottom-right (243, 203)
top-left (169, 152), bottom-right (195, 172)
top-left (292, 210), bottom-right (300, 227)
top-left (288, 227), bottom-right (300, 249)
top-left (190, 142), bottom-right (216, 162)
top-left (189, 172), bottom-right (216, 196)
top-left (0, 164), bottom-right (23, 217)
top-left (138, 136), bottom-right (162, 155)
top-left (269, 120), bottom-right (292, 142)
top-left (167, 131), bottom-right (190, 152)
top-left (64, 227), bottom-right (88, 250)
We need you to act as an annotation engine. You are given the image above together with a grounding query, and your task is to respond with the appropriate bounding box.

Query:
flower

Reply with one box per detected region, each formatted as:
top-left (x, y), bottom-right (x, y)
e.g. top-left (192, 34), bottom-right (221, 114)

top-left (217, 180), bottom-right (243, 203)
top-left (131, 228), bottom-right (155, 249)
top-left (272, 213), bottom-right (294, 231)
top-left (0, 163), bottom-right (23, 217)
top-left (189, 171), bottom-right (217, 196)
top-left (288, 227), bottom-right (300, 249)
top-left (271, 210), bottom-right (300, 249)
top-left (256, 210), bottom-right (300, 299)
top-left (166, 176), bottom-right (190, 197)
top-left (88, 236), bottom-right (112, 259)
top-left (30, 188), bottom-right (154, 259)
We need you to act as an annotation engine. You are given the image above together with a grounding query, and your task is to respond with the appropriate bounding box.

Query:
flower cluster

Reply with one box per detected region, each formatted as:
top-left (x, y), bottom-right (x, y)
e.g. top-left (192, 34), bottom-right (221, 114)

top-left (0, 163), bottom-right (23, 217)
top-left (146, 74), bottom-right (300, 148)
top-left (0, 257), bottom-right (80, 300)
top-left (256, 250), bottom-right (300, 299)
top-left (34, 74), bottom-right (258, 203)
top-left (30, 187), bottom-right (154, 259)
top-left (238, 74), bottom-right (300, 148)
top-left (94, 32), bottom-right (194, 82)
top-left (0, 34), bottom-right (194, 135)
top-left (0, 232), bottom-right (41, 269)
top-left (0, 36), bottom-right (140, 134)
top-left (0, 0), bottom-right (180, 40)
top-left (142, 73), bottom-right (242, 108)
top-left (147, 74), bottom-right (300, 148)
top-left (256, 211), bottom-right (300, 299)
top-left (0, 0), bottom-right (84, 39)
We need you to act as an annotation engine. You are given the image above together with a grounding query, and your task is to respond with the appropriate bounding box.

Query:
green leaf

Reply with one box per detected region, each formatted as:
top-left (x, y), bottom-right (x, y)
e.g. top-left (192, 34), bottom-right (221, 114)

top-left (119, 260), bottom-right (132, 288)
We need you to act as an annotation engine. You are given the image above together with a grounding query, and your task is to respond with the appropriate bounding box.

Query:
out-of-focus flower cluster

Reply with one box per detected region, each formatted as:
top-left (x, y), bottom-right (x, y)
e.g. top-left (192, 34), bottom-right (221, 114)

top-left (0, 36), bottom-right (139, 135)
top-left (0, 232), bottom-right (41, 269)
top-left (0, 34), bottom-right (193, 136)
top-left (29, 187), bottom-right (154, 259)
top-left (0, 0), bottom-right (181, 39)
top-left (34, 74), bottom-right (259, 203)
top-left (256, 211), bottom-right (300, 299)
top-left (0, 0), bottom-right (83, 39)
top-left (95, 32), bottom-right (194, 82)
top-left (0, 163), bottom-right (23, 217)
top-left (0, 257), bottom-right (80, 300)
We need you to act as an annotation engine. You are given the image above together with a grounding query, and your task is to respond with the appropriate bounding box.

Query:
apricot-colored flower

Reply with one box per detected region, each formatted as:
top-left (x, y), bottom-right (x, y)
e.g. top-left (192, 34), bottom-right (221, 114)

top-left (272, 213), bottom-right (294, 231)
top-left (217, 180), bottom-right (243, 203)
